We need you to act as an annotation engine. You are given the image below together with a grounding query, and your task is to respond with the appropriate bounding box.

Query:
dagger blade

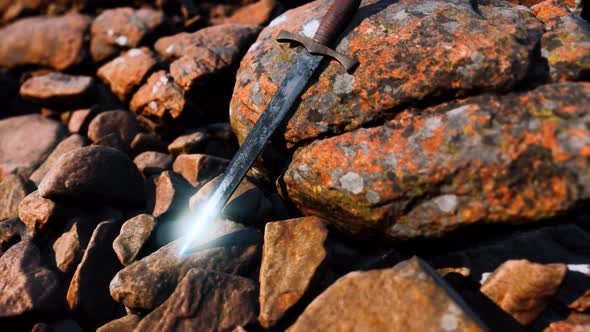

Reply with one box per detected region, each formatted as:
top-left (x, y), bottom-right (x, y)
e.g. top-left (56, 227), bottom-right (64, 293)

top-left (179, 49), bottom-right (323, 255)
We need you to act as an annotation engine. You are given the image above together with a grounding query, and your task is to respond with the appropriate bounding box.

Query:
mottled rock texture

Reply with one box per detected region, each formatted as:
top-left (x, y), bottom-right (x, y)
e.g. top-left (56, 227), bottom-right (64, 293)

top-left (532, 0), bottom-right (590, 82)
top-left (29, 134), bottom-right (87, 185)
top-left (0, 14), bottom-right (91, 70)
top-left (20, 73), bottom-right (96, 108)
top-left (113, 214), bottom-right (156, 266)
top-left (284, 83), bottom-right (590, 239)
top-left (230, 0), bottom-right (543, 146)
top-left (91, 7), bottom-right (166, 62)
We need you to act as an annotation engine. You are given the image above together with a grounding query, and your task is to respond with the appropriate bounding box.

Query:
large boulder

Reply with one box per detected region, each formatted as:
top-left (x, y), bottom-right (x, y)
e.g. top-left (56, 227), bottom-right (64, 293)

top-left (230, 0), bottom-right (544, 146)
top-left (283, 82), bottom-right (590, 239)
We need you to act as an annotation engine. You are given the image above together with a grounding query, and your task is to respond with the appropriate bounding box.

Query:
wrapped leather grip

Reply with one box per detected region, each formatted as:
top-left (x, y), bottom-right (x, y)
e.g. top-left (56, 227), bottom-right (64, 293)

top-left (313, 0), bottom-right (362, 46)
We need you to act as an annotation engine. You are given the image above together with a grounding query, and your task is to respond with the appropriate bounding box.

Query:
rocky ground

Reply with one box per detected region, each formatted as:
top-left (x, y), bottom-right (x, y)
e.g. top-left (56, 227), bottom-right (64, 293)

top-left (0, 0), bottom-right (590, 331)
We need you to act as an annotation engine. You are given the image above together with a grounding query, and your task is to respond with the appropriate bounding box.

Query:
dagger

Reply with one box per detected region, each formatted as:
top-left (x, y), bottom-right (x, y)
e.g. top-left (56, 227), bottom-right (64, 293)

top-left (179, 0), bottom-right (362, 255)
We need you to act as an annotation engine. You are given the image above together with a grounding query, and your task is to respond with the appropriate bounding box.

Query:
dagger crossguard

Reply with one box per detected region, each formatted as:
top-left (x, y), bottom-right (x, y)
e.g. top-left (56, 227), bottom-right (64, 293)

top-left (277, 30), bottom-right (358, 73)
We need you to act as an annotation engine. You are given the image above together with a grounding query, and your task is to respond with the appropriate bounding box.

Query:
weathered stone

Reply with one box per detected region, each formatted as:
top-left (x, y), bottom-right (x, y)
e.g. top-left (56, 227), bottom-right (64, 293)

top-left (157, 24), bottom-right (260, 90)
top-left (20, 73), bottom-right (96, 108)
top-left (190, 175), bottom-right (272, 224)
top-left (135, 269), bottom-right (258, 332)
top-left (215, 0), bottom-right (281, 26)
top-left (38, 146), bottom-right (145, 206)
top-left (284, 82), bottom-right (590, 239)
top-left (67, 109), bottom-right (93, 135)
top-left (130, 132), bottom-right (167, 155)
top-left (0, 218), bottom-right (28, 256)
top-left (481, 259), bottom-right (566, 325)
top-left (172, 154), bottom-right (228, 188)
top-left (30, 134), bottom-right (87, 185)
top-left (259, 217), bottom-right (328, 328)
top-left (230, 0), bottom-right (543, 146)
top-left (168, 130), bottom-right (209, 156)
top-left (92, 132), bottom-right (130, 152)
top-left (91, 7), bottom-right (166, 62)
top-left (0, 240), bottom-right (59, 317)
top-left (130, 70), bottom-right (187, 120)
top-left (18, 191), bottom-right (68, 236)
top-left (0, 14), bottom-right (91, 70)
top-left (97, 314), bottom-right (141, 332)
top-left (152, 170), bottom-right (194, 218)
top-left (545, 313), bottom-right (590, 332)
top-left (168, 123), bottom-right (239, 159)
top-left (113, 214), bottom-right (156, 266)
top-left (52, 217), bottom-right (97, 274)
top-left (133, 151), bottom-right (173, 177)
top-left (0, 173), bottom-right (33, 221)
top-left (0, 114), bottom-right (66, 178)
top-left (87, 110), bottom-right (139, 147)
top-left (110, 220), bottom-right (258, 310)
top-left (97, 47), bottom-right (157, 102)
top-left (67, 221), bottom-right (122, 326)
top-left (532, 0), bottom-right (590, 82)
top-left (289, 257), bottom-right (485, 331)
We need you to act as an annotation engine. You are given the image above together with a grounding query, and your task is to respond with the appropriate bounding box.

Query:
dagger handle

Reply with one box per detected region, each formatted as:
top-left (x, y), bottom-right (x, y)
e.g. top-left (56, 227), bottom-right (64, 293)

top-left (313, 0), bottom-right (362, 46)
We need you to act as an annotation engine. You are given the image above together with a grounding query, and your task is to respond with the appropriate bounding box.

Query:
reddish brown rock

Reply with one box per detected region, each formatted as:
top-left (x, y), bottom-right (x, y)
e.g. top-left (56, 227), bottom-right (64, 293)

top-left (133, 151), bottom-right (173, 177)
top-left (113, 214), bottom-right (156, 266)
top-left (97, 314), bottom-right (141, 332)
top-left (97, 47), bottom-right (157, 102)
top-left (0, 173), bottom-right (33, 221)
top-left (230, 0), bottom-right (543, 146)
top-left (215, 0), bottom-right (281, 26)
top-left (130, 70), bottom-right (187, 120)
top-left (67, 109), bottom-right (93, 135)
top-left (289, 257), bottom-right (485, 331)
top-left (481, 260), bottom-right (567, 325)
top-left (532, 0), bottom-right (590, 82)
top-left (168, 130), bottom-right (209, 156)
top-left (0, 218), bottom-right (28, 256)
top-left (156, 24), bottom-right (259, 90)
top-left (168, 123), bottom-right (239, 159)
top-left (0, 114), bottom-right (66, 178)
top-left (0, 0), bottom-right (46, 23)
top-left (0, 14), bottom-right (91, 70)
top-left (135, 269), bottom-right (258, 332)
top-left (130, 132), bottom-right (167, 155)
top-left (29, 134), bottom-right (87, 185)
top-left (87, 110), bottom-right (139, 147)
top-left (284, 82), bottom-right (590, 239)
top-left (545, 313), bottom-right (590, 332)
top-left (172, 154), bottom-right (228, 188)
top-left (190, 175), bottom-right (272, 224)
top-left (152, 170), bottom-right (194, 218)
top-left (259, 217), bottom-right (328, 328)
top-left (0, 240), bottom-right (59, 317)
top-left (20, 73), bottom-right (96, 108)
top-left (91, 7), bottom-right (166, 62)
top-left (52, 218), bottom-right (95, 274)
top-left (67, 221), bottom-right (122, 325)
top-left (109, 220), bottom-right (259, 310)
top-left (18, 191), bottom-right (67, 236)
top-left (38, 146), bottom-right (145, 206)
